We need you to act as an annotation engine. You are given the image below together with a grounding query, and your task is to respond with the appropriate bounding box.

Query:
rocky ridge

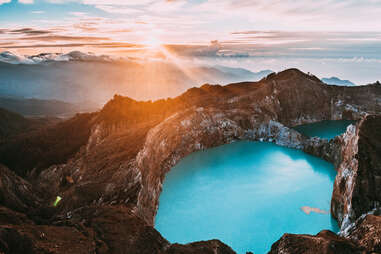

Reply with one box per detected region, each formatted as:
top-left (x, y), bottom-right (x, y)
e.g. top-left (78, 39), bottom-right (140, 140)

top-left (0, 69), bottom-right (381, 253)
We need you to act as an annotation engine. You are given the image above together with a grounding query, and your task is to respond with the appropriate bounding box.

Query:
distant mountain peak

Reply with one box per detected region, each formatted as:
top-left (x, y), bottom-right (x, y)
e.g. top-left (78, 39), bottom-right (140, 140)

top-left (321, 76), bottom-right (356, 86)
top-left (0, 50), bottom-right (113, 64)
top-left (0, 51), bottom-right (31, 64)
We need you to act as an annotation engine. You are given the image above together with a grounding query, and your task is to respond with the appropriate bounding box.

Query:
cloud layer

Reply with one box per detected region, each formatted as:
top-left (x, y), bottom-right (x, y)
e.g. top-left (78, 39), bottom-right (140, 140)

top-left (0, 0), bottom-right (381, 60)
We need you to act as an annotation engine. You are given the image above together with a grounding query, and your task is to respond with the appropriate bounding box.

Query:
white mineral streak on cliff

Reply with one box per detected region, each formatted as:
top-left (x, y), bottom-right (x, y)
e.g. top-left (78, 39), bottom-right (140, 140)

top-left (340, 207), bottom-right (381, 237)
top-left (332, 124), bottom-right (359, 231)
top-left (86, 123), bottom-right (104, 152)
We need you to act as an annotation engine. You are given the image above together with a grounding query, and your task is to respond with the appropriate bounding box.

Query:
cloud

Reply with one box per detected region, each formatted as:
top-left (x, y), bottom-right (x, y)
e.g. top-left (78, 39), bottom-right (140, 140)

top-left (160, 29), bottom-right (381, 59)
top-left (0, 0), bottom-right (10, 4)
top-left (1, 42), bottom-right (140, 49)
top-left (164, 41), bottom-right (222, 57)
top-left (18, 0), bottom-right (33, 3)
top-left (8, 28), bottom-right (52, 35)
top-left (73, 22), bottom-right (99, 32)
top-left (230, 31), bottom-right (381, 41)
top-left (69, 12), bottom-right (88, 17)
top-left (192, 0), bottom-right (381, 31)
top-left (2, 0), bottom-right (381, 60)
top-left (21, 35), bottom-right (111, 41)
top-left (81, 0), bottom-right (153, 4)
top-left (11, 0), bottom-right (381, 32)
top-left (0, 42), bottom-right (15, 46)
top-left (44, 0), bottom-right (185, 14)
top-left (45, 0), bottom-right (153, 5)
top-left (92, 5), bottom-right (143, 14)
top-left (147, 0), bottom-right (186, 12)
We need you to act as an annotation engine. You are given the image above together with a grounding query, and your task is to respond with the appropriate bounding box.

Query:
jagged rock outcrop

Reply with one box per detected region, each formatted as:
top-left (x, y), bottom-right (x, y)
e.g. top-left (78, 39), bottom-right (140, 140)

top-left (0, 164), bottom-right (43, 213)
top-left (0, 204), bottom-right (234, 254)
top-left (268, 230), bottom-right (363, 254)
top-left (0, 223), bottom-right (98, 254)
top-left (166, 240), bottom-right (235, 254)
top-left (269, 213), bottom-right (381, 254)
top-left (346, 214), bottom-right (381, 253)
top-left (0, 69), bottom-right (381, 253)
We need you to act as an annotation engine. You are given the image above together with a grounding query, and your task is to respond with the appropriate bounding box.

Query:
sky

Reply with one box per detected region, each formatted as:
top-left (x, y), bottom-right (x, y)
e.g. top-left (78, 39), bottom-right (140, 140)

top-left (1, 0), bottom-right (381, 84)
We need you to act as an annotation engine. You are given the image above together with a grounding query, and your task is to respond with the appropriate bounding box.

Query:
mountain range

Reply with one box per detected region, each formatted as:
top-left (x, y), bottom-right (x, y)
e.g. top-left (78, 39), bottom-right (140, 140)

top-left (321, 77), bottom-right (356, 86)
top-left (0, 51), bottom-right (113, 64)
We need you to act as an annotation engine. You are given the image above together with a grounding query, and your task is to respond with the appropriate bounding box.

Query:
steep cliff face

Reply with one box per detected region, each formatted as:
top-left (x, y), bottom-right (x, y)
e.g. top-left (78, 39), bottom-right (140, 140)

top-left (1, 69), bottom-right (381, 253)
top-left (331, 115), bottom-right (381, 230)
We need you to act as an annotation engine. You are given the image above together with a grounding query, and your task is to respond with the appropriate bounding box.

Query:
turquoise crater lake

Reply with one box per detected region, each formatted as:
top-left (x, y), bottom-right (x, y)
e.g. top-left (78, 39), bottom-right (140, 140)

top-left (293, 120), bottom-right (355, 140)
top-left (155, 121), bottom-right (353, 254)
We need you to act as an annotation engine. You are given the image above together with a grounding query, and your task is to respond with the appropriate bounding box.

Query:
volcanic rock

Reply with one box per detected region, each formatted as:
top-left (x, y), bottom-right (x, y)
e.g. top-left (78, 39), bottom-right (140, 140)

top-left (0, 69), bottom-right (381, 253)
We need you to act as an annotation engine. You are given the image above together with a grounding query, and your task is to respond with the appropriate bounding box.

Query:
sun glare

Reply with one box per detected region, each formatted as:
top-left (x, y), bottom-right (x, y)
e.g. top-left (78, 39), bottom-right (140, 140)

top-left (140, 35), bottom-right (202, 85)
top-left (143, 37), bottom-right (162, 49)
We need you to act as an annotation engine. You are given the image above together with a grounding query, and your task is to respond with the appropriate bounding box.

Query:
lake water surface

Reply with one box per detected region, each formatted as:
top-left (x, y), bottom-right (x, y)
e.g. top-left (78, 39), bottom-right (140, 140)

top-left (293, 120), bottom-right (355, 139)
top-left (155, 121), bottom-right (352, 253)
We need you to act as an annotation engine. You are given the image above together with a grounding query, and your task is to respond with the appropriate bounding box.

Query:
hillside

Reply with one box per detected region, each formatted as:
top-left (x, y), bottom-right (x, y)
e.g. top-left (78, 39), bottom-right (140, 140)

top-left (0, 97), bottom-right (99, 117)
top-left (0, 107), bottom-right (58, 141)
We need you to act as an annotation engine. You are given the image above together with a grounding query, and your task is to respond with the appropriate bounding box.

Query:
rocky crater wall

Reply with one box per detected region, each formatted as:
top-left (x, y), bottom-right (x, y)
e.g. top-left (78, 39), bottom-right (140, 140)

top-left (1, 69), bottom-right (381, 253)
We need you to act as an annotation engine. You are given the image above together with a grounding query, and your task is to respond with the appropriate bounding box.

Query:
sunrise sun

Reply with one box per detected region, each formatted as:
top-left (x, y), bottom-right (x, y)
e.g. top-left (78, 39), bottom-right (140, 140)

top-left (143, 37), bottom-right (162, 50)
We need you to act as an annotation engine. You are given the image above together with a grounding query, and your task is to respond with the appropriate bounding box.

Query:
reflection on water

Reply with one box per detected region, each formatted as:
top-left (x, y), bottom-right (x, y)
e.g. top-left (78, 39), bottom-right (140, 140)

top-left (155, 141), bottom-right (339, 254)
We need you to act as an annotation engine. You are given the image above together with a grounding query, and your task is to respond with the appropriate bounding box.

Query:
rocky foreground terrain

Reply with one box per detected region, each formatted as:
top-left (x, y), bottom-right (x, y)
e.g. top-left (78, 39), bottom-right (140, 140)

top-left (0, 68), bottom-right (380, 253)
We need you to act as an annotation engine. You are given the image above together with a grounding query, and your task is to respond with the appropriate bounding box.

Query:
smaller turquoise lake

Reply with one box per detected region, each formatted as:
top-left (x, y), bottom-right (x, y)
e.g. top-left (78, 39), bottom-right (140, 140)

top-left (293, 120), bottom-right (355, 139)
top-left (155, 121), bottom-right (353, 253)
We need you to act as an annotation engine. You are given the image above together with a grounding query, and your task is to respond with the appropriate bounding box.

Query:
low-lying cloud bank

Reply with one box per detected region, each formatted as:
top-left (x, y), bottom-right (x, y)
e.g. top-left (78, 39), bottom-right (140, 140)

top-left (0, 51), bottom-right (274, 106)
